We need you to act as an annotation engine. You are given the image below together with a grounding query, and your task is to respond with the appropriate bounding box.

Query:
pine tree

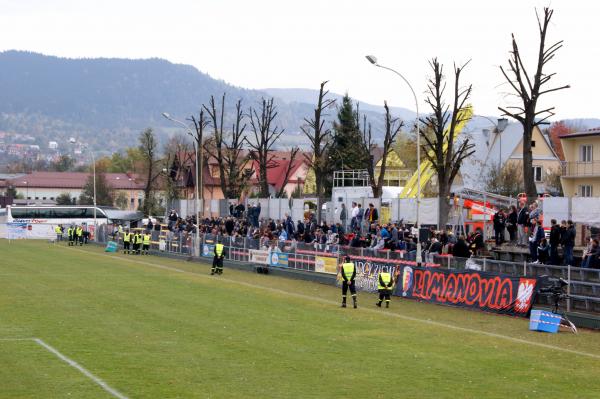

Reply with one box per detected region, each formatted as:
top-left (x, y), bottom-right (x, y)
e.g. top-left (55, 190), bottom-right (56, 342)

top-left (330, 94), bottom-right (370, 172)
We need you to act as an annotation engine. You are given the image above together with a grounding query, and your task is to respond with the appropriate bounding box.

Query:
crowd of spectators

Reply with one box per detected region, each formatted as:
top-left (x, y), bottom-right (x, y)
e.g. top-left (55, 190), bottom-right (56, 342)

top-left (160, 202), bottom-right (496, 261)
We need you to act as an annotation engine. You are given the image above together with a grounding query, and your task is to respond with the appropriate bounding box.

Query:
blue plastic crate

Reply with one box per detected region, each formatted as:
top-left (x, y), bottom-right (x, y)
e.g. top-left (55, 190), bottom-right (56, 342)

top-left (529, 309), bottom-right (561, 333)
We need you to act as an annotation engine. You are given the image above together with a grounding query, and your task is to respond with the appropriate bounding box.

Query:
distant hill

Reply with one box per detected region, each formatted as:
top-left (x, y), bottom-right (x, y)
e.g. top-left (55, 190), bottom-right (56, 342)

top-left (0, 51), bottom-right (416, 157)
top-left (0, 51), bottom-right (597, 162)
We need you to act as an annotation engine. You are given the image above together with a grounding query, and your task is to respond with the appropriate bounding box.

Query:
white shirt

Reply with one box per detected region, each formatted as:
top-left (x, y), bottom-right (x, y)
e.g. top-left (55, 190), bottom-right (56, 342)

top-left (351, 207), bottom-right (359, 218)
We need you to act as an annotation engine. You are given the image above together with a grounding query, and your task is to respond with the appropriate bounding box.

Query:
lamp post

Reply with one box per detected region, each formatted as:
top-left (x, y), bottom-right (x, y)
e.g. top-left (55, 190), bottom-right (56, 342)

top-left (71, 141), bottom-right (97, 232)
top-left (162, 112), bottom-right (201, 233)
top-left (23, 180), bottom-right (29, 205)
top-left (366, 55), bottom-right (422, 264)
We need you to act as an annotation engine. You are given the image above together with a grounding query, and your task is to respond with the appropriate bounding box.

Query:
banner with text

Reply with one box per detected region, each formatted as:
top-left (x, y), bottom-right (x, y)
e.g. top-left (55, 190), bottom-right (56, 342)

top-left (335, 258), bottom-right (402, 293)
top-left (315, 256), bottom-right (338, 274)
top-left (395, 266), bottom-right (537, 317)
top-left (249, 249), bottom-right (269, 265)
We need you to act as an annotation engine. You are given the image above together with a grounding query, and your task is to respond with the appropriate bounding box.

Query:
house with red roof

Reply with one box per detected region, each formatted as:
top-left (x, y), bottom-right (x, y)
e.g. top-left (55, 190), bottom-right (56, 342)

top-left (7, 171), bottom-right (149, 210)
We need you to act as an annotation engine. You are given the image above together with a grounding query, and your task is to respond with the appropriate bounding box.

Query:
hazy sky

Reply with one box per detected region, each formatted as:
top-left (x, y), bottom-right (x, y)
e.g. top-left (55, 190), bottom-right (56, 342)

top-left (1, 0), bottom-right (597, 119)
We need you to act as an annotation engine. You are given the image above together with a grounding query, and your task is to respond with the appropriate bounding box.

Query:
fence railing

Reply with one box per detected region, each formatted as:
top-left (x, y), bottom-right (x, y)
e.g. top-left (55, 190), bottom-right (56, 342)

top-left (92, 227), bottom-right (600, 314)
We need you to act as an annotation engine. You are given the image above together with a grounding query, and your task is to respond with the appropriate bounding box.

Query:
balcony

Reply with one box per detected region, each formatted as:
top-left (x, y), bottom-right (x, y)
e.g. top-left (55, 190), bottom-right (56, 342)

top-left (562, 161), bottom-right (600, 178)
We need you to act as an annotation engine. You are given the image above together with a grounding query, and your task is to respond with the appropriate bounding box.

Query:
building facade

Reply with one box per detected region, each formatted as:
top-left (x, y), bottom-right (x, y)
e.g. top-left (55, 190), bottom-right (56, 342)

top-left (560, 128), bottom-right (600, 197)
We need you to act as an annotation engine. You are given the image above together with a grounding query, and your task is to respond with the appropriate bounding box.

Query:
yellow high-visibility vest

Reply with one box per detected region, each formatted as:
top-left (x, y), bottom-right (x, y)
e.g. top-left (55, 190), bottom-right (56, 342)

top-left (342, 262), bottom-right (355, 280)
top-left (143, 234), bottom-right (151, 245)
top-left (76, 227), bottom-right (83, 236)
top-left (123, 233), bottom-right (131, 242)
top-left (378, 272), bottom-right (392, 290)
top-left (215, 243), bottom-right (224, 256)
top-left (54, 226), bottom-right (61, 234)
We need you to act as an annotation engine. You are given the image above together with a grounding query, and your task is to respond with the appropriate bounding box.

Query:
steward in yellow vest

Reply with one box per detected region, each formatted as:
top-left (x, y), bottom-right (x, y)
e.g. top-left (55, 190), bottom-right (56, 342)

top-left (54, 225), bottom-right (63, 241)
top-left (133, 232), bottom-right (142, 255)
top-left (67, 226), bottom-right (75, 246)
top-left (142, 233), bottom-right (151, 255)
top-left (376, 270), bottom-right (395, 308)
top-left (76, 226), bottom-right (84, 246)
top-left (211, 243), bottom-right (225, 275)
top-left (340, 256), bottom-right (357, 308)
top-left (123, 230), bottom-right (132, 254)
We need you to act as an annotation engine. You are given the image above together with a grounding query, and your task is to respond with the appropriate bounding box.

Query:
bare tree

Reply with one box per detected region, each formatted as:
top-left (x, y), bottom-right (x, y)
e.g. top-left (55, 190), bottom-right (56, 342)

top-left (138, 128), bottom-right (163, 216)
top-left (499, 7), bottom-right (570, 199)
top-left (360, 102), bottom-right (403, 198)
top-left (378, 103), bottom-right (404, 197)
top-left (247, 98), bottom-right (284, 197)
top-left (422, 58), bottom-right (475, 229)
top-left (275, 147), bottom-right (300, 198)
top-left (300, 81), bottom-right (335, 223)
top-left (188, 109), bottom-right (210, 203)
top-left (203, 94), bottom-right (228, 196)
top-left (222, 99), bottom-right (248, 198)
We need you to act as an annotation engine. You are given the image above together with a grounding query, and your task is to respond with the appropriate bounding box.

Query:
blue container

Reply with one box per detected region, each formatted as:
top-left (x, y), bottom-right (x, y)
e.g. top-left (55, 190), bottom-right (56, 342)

top-left (529, 310), bottom-right (561, 333)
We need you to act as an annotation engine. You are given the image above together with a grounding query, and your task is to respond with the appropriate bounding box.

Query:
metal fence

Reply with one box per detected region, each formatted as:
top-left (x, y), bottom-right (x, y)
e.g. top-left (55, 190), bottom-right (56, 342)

top-left (91, 226), bottom-right (600, 314)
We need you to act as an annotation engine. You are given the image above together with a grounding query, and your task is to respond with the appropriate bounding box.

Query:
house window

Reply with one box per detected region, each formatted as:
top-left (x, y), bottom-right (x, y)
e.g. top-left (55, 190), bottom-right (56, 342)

top-left (579, 185), bottom-right (593, 197)
top-left (580, 145), bottom-right (593, 163)
top-left (531, 140), bottom-right (536, 147)
top-left (533, 166), bottom-right (542, 182)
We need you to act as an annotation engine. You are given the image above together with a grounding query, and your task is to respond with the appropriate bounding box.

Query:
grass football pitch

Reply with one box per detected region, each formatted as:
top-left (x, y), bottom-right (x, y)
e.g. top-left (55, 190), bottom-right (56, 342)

top-left (1, 240), bottom-right (600, 398)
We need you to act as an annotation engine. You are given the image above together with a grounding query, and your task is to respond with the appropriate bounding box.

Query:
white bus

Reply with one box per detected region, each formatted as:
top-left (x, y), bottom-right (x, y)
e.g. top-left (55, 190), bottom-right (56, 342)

top-left (0, 205), bottom-right (143, 239)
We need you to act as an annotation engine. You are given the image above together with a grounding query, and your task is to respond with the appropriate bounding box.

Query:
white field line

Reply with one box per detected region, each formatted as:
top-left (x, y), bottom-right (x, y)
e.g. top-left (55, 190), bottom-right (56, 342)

top-left (67, 246), bottom-right (600, 360)
top-left (0, 337), bottom-right (36, 341)
top-left (33, 338), bottom-right (129, 399)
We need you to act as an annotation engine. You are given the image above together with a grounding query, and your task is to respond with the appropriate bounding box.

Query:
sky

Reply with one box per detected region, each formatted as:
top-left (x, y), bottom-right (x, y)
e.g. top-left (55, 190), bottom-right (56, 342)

top-left (1, 0), bottom-right (598, 120)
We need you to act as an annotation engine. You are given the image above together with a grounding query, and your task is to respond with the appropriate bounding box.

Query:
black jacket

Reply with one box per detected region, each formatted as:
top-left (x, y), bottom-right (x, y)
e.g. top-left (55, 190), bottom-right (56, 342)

top-left (562, 226), bottom-right (576, 247)
top-left (452, 239), bottom-right (471, 258)
top-left (517, 208), bottom-right (529, 225)
top-left (549, 224), bottom-right (561, 246)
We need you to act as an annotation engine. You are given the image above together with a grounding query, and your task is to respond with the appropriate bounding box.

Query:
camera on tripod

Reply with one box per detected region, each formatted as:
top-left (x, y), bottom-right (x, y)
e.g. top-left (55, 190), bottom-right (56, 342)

top-left (538, 276), bottom-right (568, 295)
top-left (537, 275), bottom-right (569, 313)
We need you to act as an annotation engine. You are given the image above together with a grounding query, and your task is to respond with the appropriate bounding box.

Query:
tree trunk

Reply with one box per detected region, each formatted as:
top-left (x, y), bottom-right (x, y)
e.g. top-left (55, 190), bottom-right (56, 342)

top-left (438, 179), bottom-right (450, 231)
top-left (521, 120), bottom-right (538, 199)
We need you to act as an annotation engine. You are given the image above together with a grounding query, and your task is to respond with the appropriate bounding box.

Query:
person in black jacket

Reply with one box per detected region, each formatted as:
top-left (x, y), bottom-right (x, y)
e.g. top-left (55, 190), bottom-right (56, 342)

top-left (562, 220), bottom-right (576, 266)
top-left (506, 205), bottom-right (518, 243)
top-left (493, 209), bottom-right (506, 246)
top-left (452, 236), bottom-right (471, 258)
top-left (517, 204), bottom-right (529, 246)
top-left (549, 219), bottom-right (561, 265)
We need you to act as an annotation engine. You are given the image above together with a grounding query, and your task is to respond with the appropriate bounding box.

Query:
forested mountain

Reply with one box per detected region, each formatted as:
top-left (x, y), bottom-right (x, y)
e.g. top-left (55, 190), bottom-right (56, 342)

top-left (0, 51), bottom-right (411, 155)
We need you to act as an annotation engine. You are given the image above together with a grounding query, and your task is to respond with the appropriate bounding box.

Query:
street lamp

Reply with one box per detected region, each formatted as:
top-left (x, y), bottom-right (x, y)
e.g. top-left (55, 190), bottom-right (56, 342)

top-left (23, 180), bottom-right (28, 205)
top-left (366, 55), bottom-right (422, 264)
top-left (162, 112), bottom-right (201, 232)
top-left (71, 141), bottom-right (97, 231)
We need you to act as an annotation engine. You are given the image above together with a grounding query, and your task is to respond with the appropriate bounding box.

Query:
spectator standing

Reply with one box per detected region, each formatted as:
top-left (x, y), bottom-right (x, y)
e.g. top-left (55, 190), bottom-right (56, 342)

top-left (339, 203), bottom-right (347, 234)
top-left (356, 204), bottom-right (364, 233)
top-left (549, 219), bottom-right (561, 265)
top-left (562, 220), bottom-right (576, 266)
top-left (493, 209), bottom-right (506, 246)
top-left (517, 203), bottom-right (529, 246)
top-left (582, 239), bottom-right (600, 268)
top-left (529, 219), bottom-right (545, 263)
top-left (506, 205), bottom-right (518, 243)
top-left (537, 238), bottom-right (550, 264)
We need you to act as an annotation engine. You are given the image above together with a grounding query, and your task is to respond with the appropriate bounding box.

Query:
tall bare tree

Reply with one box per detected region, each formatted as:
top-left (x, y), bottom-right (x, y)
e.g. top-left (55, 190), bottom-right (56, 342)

top-left (203, 94), bottom-right (228, 196)
top-left (422, 58), bottom-right (475, 229)
top-left (361, 102), bottom-right (403, 198)
top-left (138, 128), bottom-right (163, 216)
top-left (499, 7), bottom-right (569, 199)
top-left (222, 99), bottom-right (248, 198)
top-left (300, 81), bottom-right (335, 223)
top-left (275, 147), bottom-right (300, 198)
top-left (247, 98), bottom-right (284, 197)
top-left (188, 109), bottom-right (209, 204)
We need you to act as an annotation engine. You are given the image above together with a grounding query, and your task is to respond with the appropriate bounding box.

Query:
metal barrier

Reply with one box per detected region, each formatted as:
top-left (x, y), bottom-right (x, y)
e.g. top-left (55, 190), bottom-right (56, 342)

top-left (92, 229), bottom-right (600, 314)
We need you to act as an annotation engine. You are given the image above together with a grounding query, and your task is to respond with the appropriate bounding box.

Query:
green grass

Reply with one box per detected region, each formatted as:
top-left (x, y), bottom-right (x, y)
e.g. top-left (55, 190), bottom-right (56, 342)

top-left (1, 240), bottom-right (600, 398)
